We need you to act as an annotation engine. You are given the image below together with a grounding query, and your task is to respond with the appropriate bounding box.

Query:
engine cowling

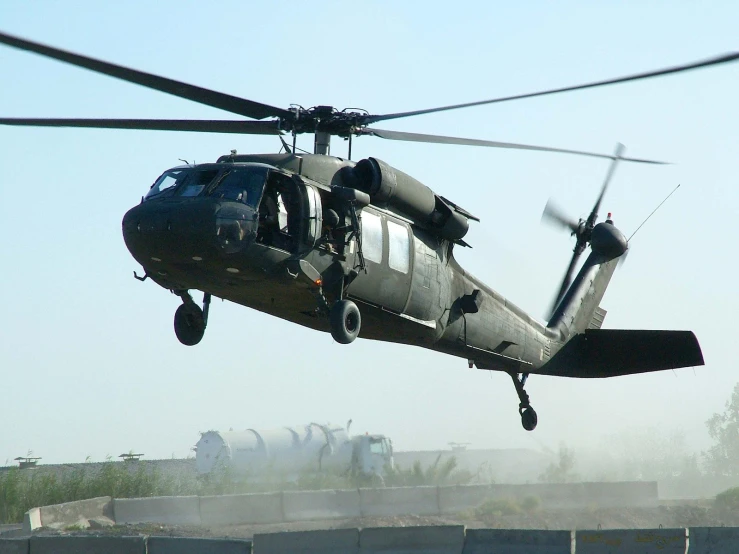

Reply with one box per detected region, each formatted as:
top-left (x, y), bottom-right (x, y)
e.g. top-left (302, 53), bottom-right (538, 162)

top-left (344, 157), bottom-right (469, 241)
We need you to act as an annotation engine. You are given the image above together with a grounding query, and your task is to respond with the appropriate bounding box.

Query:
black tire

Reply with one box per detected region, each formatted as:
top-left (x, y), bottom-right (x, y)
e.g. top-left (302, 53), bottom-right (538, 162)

top-left (174, 303), bottom-right (205, 346)
top-left (521, 407), bottom-right (538, 431)
top-left (329, 300), bottom-right (361, 344)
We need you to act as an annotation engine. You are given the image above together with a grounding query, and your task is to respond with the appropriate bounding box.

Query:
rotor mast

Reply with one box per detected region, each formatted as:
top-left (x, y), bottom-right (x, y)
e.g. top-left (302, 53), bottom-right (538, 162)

top-left (314, 131), bottom-right (331, 155)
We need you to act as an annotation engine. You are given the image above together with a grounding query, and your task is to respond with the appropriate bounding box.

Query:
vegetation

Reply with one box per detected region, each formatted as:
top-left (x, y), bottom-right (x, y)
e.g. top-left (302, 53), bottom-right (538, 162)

top-left (715, 486), bottom-right (739, 512)
top-left (0, 462), bottom-right (195, 524)
top-left (0, 455), bottom-right (473, 524)
top-left (384, 454), bottom-right (475, 487)
top-left (539, 444), bottom-right (579, 483)
top-left (704, 383), bottom-right (739, 478)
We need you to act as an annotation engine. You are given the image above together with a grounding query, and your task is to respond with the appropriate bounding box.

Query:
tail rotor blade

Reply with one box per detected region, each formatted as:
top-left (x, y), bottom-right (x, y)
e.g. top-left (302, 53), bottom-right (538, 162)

top-left (542, 199), bottom-right (579, 233)
top-left (589, 143), bottom-right (625, 225)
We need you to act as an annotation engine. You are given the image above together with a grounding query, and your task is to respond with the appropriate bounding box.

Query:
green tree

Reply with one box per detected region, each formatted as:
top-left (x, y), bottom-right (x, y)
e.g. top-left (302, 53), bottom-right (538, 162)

top-left (704, 383), bottom-right (739, 477)
top-left (539, 444), bottom-right (579, 483)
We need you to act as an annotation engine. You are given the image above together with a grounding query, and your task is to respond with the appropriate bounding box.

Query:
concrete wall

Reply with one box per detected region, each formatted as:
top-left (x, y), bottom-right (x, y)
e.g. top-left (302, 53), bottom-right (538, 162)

top-left (200, 492), bottom-right (283, 526)
top-left (283, 490), bottom-right (361, 521)
top-left (359, 486), bottom-right (439, 517)
top-left (688, 527), bottom-right (739, 553)
top-left (254, 529), bottom-right (359, 554)
top-left (359, 525), bottom-right (465, 554)
top-left (22, 497), bottom-right (111, 533)
top-left (113, 496), bottom-right (201, 525)
top-left (462, 529), bottom-right (573, 554)
top-left (29, 535), bottom-right (147, 554)
top-left (38, 496), bottom-right (111, 529)
top-left (577, 529), bottom-right (687, 553)
top-left (21, 481), bottom-right (659, 530)
top-left (146, 536), bottom-right (251, 554)
top-left (0, 538), bottom-right (29, 554)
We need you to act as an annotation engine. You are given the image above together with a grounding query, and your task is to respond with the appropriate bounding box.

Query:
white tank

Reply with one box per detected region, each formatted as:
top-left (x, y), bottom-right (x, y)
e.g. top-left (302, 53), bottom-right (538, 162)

top-left (195, 423), bottom-right (352, 475)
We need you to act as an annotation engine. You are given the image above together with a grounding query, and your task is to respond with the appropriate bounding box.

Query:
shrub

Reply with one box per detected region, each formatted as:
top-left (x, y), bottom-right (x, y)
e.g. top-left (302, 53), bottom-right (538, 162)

top-left (715, 487), bottom-right (739, 511)
top-left (474, 498), bottom-right (521, 518)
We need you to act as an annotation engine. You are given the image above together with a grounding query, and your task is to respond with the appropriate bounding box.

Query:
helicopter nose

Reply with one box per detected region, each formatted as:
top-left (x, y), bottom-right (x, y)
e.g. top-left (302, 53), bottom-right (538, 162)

top-left (122, 199), bottom-right (257, 265)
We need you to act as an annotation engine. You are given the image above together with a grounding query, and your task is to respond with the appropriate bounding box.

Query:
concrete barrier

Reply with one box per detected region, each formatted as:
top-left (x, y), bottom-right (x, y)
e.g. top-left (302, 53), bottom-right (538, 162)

top-left (688, 527), bottom-right (739, 553)
top-left (359, 486), bottom-right (439, 517)
top-left (462, 529), bottom-right (573, 554)
top-left (577, 529), bottom-right (687, 553)
top-left (21, 508), bottom-right (40, 534)
top-left (113, 496), bottom-right (201, 525)
top-left (283, 489), bottom-right (361, 521)
top-left (29, 535), bottom-right (146, 554)
top-left (199, 492), bottom-right (282, 526)
top-left (359, 525), bottom-right (464, 554)
top-left (147, 536), bottom-right (252, 554)
top-left (254, 528), bottom-right (359, 554)
top-left (0, 538), bottom-right (29, 554)
top-left (38, 496), bottom-right (112, 530)
top-left (438, 485), bottom-right (494, 515)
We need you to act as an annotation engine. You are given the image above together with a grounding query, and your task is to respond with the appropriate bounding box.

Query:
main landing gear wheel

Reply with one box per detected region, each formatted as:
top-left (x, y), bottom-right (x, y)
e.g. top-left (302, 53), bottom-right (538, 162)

top-left (329, 299), bottom-right (361, 344)
top-left (173, 291), bottom-right (210, 346)
top-left (508, 371), bottom-right (538, 431)
top-left (174, 304), bottom-right (205, 346)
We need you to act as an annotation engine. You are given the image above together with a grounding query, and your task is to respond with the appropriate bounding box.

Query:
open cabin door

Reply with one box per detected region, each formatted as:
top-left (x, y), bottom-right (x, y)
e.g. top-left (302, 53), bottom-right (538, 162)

top-left (302, 183), bottom-right (322, 248)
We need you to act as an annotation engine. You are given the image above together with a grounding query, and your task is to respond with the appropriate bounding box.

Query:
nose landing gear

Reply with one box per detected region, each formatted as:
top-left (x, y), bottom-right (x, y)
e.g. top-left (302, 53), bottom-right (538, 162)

top-left (508, 371), bottom-right (538, 431)
top-left (174, 291), bottom-right (211, 346)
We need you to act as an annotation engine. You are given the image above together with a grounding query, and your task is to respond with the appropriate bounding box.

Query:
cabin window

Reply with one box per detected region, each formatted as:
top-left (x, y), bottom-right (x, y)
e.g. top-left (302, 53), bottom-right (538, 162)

top-left (387, 219), bottom-right (410, 274)
top-left (361, 211), bottom-right (383, 264)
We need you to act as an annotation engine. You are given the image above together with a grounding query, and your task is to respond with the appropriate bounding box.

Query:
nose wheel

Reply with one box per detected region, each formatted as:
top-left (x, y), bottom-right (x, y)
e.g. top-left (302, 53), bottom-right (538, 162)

top-left (174, 291), bottom-right (210, 346)
top-left (508, 371), bottom-right (538, 431)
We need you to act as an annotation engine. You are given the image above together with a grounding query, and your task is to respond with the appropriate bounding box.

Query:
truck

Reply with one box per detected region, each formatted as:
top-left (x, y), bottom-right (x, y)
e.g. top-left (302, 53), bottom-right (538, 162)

top-left (195, 422), bottom-right (393, 480)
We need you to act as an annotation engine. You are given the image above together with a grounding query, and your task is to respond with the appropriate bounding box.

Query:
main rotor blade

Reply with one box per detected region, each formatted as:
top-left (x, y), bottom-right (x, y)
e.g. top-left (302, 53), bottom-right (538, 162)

top-left (366, 52), bottom-right (739, 124)
top-left (363, 127), bottom-right (669, 164)
top-left (0, 31), bottom-right (292, 121)
top-left (0, 118), bottom-right (282, 134)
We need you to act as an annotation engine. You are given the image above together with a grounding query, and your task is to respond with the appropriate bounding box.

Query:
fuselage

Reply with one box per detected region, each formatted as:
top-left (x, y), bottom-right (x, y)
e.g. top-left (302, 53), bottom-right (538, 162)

top-left (122, 153), bottom-right (571, 373)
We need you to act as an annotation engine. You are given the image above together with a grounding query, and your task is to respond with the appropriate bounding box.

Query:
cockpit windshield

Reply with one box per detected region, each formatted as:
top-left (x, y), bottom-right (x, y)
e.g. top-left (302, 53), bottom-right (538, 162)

top-left (144, 165), bottom-right (269, 208)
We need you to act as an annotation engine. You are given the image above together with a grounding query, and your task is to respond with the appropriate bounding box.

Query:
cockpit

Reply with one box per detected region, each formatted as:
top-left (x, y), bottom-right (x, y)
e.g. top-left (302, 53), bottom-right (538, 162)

top-left (144, 164), bottom-right (270, 207)
top-left (133, 162), bottom-right (324, 256)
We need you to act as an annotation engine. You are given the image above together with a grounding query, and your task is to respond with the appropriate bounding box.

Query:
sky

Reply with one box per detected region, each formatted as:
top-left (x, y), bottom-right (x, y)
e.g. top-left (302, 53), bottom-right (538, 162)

top-left (0, 1), bottom-right (737, 466)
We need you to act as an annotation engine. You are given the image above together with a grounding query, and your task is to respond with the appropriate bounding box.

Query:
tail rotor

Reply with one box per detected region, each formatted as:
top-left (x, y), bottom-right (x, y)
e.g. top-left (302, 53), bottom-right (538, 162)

top-left (543, 143), bottom-right (626, 318)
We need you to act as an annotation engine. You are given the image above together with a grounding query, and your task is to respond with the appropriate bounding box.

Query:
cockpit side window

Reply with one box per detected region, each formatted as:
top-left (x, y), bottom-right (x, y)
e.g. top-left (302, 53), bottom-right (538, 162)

top-left (208, 167), bottom-right (267, 208)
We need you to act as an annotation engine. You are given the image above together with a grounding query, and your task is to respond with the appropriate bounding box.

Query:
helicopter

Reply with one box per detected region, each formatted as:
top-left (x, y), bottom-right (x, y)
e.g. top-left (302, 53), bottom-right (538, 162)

top-left (1, 32), bottom-right (726, 431)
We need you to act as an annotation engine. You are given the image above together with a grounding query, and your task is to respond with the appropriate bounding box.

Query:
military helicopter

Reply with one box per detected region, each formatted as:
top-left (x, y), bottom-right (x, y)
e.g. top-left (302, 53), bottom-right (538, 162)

top-left (2, 32), bottom-right (728, 431)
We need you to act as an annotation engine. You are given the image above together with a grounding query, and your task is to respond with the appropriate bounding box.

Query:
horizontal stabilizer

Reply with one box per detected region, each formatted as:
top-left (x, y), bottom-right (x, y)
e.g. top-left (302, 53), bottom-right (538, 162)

top-left (537, 329), bottom-right (704, 378)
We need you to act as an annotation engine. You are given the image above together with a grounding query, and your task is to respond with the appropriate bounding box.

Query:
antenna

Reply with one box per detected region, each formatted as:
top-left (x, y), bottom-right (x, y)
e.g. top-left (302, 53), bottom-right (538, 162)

top-left (628, 184), bottom-right (681, 242)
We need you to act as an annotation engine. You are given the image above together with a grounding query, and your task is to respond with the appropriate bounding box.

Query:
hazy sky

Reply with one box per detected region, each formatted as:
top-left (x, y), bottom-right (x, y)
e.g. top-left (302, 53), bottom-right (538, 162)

top-left (1, 2), bottom-right (737, 465)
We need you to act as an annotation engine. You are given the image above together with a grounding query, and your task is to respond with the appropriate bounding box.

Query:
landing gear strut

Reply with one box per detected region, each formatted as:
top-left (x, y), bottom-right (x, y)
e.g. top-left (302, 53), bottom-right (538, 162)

top-left (174, 291), bottom-right (211, 346)
top-left (508, 371), bottom-right (538, 431)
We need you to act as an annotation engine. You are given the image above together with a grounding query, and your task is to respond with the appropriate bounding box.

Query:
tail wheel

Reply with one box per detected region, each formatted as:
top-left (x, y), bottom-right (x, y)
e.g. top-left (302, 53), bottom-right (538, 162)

top-left (521, 407), bottom-right (538, 431)
top-left (174, 303), bottom-right (205, 346)
top-left (329, 300), bottom-right (361, 344)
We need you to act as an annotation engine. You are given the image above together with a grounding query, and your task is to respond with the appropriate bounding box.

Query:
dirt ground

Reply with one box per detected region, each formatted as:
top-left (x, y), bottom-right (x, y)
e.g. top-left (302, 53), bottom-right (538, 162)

top-left (30, 504), bottom-right (739, 539)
